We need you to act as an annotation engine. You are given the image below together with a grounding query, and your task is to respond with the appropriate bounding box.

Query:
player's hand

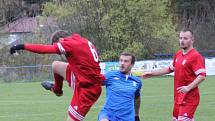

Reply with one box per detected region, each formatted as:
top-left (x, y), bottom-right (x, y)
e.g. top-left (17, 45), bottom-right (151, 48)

top-left (177, 86), bottom-right (191, 93)
top-left (10, 44), bottom-right (24, 54)
top-left (141, 71), bottom-right (153, 79)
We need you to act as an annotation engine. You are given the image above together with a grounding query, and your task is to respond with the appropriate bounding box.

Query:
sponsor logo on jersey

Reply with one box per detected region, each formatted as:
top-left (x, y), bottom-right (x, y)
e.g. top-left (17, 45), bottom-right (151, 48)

top-left (133, 81), bottom-right (137, 87)
top-left (74, 106), bottom-right (78, 110)
top-left (183, 113), bottom-right (188, 116)
top-left (182, 60), bottom-right (187, 65)
top-left (113, 77), bottom-right (120, 80)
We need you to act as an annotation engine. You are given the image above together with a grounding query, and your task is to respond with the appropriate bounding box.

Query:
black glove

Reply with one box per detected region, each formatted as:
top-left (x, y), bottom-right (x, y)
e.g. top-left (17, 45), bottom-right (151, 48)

top-left (10, 44), bottom-right (24, 54)
top-left (135, 116), bottom-right (140, 121)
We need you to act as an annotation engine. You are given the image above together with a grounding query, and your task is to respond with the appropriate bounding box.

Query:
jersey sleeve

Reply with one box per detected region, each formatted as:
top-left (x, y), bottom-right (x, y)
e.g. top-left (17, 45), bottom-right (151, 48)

top-left (191, 54), bottom-right (206, 76)
top-left (24, 43), bottom-right (60, 54)
top-left (53, 40), bottom-right (73, 55)
top-left (103, 72), bottom-right (112, 85)
top-left (53, 34), bottom-right (82, 55)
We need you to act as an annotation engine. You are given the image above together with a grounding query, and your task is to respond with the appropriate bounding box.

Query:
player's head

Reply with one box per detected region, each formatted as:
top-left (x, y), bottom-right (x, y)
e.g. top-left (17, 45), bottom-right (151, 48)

top-left (119, 52), bottom-right (135, 74)
top-left (50, 30), bottom-right (70, 44)
top-left (179, 28), bottom-right (194, 50)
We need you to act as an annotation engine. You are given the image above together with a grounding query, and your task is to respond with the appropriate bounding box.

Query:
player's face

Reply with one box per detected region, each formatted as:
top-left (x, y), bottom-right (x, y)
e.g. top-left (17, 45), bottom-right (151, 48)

top-left (119, 55), bottom-right (133, 74)
top-left (179, 31), bottom-right (194, 50)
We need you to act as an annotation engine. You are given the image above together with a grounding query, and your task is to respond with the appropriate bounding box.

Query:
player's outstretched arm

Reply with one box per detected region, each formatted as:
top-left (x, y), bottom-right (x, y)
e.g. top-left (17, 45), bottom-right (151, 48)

top-left (141, 67), bottom-right (171, 79)
top-left (10, 44), bottom-right (60, 55)
top-left (141, 71), bottom-right (153, 79)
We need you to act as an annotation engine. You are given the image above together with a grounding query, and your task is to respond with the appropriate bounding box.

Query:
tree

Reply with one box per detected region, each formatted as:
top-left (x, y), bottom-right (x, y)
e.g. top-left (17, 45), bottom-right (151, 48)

top-left (42, 0), bottom-right (178, 61)
top-left (172, 0), bottom-right (215, 51)
top-left (0, 0), bottom-right (23, 26)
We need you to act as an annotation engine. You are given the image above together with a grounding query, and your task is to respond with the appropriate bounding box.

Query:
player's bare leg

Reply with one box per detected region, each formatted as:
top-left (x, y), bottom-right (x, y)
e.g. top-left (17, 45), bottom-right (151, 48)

top-left (52, 61), bottom-right (68, 93)
top-left (52, 61), bottom-right (68, 81)
top-left (53, 61), bottom-right (75, 91)
top-left (53, 61), bottom-right (76, 121)
top-left (41, 61), bottom-right (68, 96)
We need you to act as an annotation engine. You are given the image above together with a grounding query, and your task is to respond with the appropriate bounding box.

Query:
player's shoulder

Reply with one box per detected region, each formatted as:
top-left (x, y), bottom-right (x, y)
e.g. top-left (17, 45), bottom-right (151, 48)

top-left (71, 33), bottom-right (89, 43)
top-left (104, 71), bottom-right (121, 83)
top-left (193, 49), bottom-right (202, 55)
top-left (61, 34), bottom-right (89, 47)
top-left (105, 71), bottom-right (119, 76)
top-left (175, 50), bottom-right (183, 56)
top-left (131, 75), bottom-right (142, 83)
top-left (61, 33), bottom-right (82, 42)
top-left (190, 49), bottom-right (204, 58)
top-left (71, 33), bottom-right (82, 39)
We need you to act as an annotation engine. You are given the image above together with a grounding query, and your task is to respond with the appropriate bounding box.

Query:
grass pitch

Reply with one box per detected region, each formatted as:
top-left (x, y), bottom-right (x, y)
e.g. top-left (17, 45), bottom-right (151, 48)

top-left (0, 76), bottom-right (214, 121)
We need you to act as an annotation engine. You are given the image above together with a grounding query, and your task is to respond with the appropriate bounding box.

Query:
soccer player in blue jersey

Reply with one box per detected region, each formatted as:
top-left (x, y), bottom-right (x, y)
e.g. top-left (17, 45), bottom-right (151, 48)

top-left (98, 52), bottom-right (142, 121)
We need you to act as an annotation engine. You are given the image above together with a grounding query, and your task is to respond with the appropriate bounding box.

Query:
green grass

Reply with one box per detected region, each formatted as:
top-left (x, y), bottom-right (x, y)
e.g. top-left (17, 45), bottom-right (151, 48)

top-left (0, 76), bottom-right (214, 121)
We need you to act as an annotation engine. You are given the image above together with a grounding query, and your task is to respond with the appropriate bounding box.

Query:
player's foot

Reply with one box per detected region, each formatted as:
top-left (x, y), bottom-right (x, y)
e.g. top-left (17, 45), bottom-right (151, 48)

top-left (41, 81), bottom-right (63, 97)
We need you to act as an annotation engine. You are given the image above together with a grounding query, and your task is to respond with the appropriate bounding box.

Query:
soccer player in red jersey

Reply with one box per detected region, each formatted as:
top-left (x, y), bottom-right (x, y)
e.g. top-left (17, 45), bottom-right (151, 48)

top-left (10, 30), bottom-right (105, 121)
top-left (141, 28), bottom-right (206, 121)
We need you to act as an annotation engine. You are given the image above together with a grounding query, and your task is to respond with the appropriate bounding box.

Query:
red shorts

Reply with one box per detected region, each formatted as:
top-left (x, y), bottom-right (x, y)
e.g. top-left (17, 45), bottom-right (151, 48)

top-left (173, 103), bottom-right (198, 120)
top-left (66, 65), bottom-right (102, 121)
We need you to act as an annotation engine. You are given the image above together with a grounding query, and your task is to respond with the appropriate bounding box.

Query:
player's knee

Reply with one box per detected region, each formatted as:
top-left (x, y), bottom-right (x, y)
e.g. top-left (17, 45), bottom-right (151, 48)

top-left (52, 61), bottom-right (60, 70)
top-left (52, 61), bottom-right (67, 77)
top-left (52, 61), bottom-right (62, 68)
top-left (52, 61), bottom-right (67, 71)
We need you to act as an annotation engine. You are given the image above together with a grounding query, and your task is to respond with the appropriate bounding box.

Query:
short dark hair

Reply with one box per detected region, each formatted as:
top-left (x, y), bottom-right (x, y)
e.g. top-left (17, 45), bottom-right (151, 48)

top-left (120, 52), bottom-right (136, 65)
top-left (50, 30), bottom-right (70, 44)
top-left (180, 28), bottom-right (194, 36)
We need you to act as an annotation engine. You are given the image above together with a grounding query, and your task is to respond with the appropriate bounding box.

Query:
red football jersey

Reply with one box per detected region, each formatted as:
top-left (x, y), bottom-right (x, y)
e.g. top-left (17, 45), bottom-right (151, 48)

top-left (24, 34), bottom-right (104, 86)
top-left (169, 48), bottom-right (206, 105)
top-left (53, 34), bottom-right (105, 86)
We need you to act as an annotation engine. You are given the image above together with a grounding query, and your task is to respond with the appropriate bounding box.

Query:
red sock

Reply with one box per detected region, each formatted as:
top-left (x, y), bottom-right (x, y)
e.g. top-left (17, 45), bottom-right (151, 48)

top-left (53, 73), bottom-right (64, 91)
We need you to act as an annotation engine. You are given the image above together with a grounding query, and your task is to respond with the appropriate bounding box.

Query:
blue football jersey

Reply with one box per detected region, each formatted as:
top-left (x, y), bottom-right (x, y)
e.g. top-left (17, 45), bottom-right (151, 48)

top-left (98, 71), bottom-right (142, 121)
